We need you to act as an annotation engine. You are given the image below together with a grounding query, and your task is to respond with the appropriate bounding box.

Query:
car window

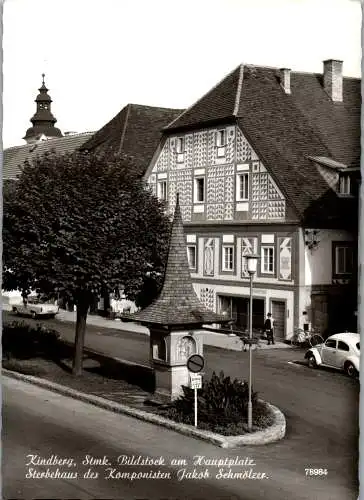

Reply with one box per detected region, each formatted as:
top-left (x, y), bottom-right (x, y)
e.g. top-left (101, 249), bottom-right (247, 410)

top-left (356, 343), bottom-right (360, 351)
top-left (337, 341), bottom-right (350, 352)
top-left (325, 339), bottom-right (337, 349)
top-left (27, 297), bottom-right (39, 304)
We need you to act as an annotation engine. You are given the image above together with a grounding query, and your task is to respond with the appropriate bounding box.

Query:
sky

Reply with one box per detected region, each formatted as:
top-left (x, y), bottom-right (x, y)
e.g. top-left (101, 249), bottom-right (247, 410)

top-left (2, 0), bottom-right (362, 148)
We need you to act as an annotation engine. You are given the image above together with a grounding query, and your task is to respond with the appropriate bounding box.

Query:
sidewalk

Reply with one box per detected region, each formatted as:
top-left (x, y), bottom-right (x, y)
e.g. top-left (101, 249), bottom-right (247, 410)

top-left (56, 309), bottom-right (292, 351)
top-left (2, 302), bottom-right (291, 351)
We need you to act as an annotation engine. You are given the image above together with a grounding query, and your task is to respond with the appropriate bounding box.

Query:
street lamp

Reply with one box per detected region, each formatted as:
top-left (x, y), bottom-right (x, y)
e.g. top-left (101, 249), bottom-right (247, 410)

top-left (246, 253), bottom-right (259, 431)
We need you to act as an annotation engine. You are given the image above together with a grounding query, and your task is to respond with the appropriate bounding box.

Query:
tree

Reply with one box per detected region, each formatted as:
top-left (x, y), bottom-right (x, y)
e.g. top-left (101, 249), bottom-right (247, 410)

top-left (3, 150), bottom-right (170, 375)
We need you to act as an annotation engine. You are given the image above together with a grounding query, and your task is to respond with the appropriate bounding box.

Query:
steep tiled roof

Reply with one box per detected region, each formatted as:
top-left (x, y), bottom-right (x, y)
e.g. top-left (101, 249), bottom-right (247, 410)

top-left (80, 104), bottom-right (184, 177)
top-left (3, 132), bottom-right (94, 180)
top-left (128, 196), bottom-right (230, 327)
top-left (165, 64), bottom-right (360, 221)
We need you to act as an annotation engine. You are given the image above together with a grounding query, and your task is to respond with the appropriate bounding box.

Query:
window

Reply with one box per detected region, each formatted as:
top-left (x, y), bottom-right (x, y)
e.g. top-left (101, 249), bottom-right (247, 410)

top-left (222, 245), bottom-right (234, 271)
top-left (335, 246), bottom-right (353, 274)
top-left (337, 341), bottom-right (350, 352)
top-left (216, 129), bottom-right (226, 157)
top-left (176, 137), bottom-right (185, 163)
top-left (356, 343), bottom-right (360, 351)
top-left (261, 247), bottom-right (274, 274)
top-left (194, 177), bottom-right (205, 203)
top-left (176, 137), bottom-right (185, 153)
top-left (325, 339), bottom-right (337, 349)
top-left (339, 175), bottom-right (351, 195)
top-left (187, 245), bottom-right (197, 270)
top-left (237, 173), bottom-right (249, 201)
top-left (157, 181), bottom-right (167, 200)
top-left (216, 129), bottom-right (226, 147)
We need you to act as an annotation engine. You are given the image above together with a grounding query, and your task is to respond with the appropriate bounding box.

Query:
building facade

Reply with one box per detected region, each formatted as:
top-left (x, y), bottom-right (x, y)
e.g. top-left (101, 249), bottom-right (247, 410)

top-left (144, 60), bottom-right (360, 339)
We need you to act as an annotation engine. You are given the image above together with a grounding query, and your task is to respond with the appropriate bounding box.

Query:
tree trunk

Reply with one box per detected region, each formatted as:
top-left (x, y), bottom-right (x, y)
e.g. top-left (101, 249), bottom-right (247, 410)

top-left (72, 293), bottom-right (89, 376)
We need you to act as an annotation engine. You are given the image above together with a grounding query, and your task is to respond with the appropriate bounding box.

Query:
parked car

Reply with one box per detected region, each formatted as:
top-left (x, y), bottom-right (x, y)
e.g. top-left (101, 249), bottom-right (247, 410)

top-left (304, 332), bottom-right (360, 377)
top-left (12, 296), bottom-right (59, 319)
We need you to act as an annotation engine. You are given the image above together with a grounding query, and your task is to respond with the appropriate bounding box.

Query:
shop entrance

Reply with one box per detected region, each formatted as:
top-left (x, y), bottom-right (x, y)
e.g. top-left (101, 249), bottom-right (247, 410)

top-left (218, 295), bottom-right (265, 333)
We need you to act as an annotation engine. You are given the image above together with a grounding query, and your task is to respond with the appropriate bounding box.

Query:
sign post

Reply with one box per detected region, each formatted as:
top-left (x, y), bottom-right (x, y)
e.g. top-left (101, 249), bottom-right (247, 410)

top-left (187, 354), bottom-right (204, 428)
top-left (189, 373), bottom-right (202, 427)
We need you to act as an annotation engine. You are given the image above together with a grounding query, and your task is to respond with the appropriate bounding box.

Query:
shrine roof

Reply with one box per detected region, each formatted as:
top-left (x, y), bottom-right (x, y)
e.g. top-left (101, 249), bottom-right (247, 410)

top-left (127, 196), bottom-right (231, 327)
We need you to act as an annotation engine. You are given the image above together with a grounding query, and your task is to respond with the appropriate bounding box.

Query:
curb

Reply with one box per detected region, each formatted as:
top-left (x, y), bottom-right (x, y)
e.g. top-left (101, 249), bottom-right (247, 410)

top-left (3, 369), bottom-right (286, 447)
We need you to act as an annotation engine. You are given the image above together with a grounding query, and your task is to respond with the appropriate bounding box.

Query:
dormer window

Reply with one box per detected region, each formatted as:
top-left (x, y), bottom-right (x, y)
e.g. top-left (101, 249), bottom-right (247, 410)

top-left (339, 174), bottom-right (351, 195)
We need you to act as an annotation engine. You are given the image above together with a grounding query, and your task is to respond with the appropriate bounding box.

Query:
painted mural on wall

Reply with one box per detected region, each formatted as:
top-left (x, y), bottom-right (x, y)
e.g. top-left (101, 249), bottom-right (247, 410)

top-left (241, 237), bottom-right (258, 278)
top-left (278, 237), bottom-right (292, 280)
top-left (147, 125), bottom-right (286, 222)
top-left (203, 238), bottom-right (215, 276)
top-left (251, 162), bottom-right (285, 220)
top-left (200, 287), bottom-right (215, 311)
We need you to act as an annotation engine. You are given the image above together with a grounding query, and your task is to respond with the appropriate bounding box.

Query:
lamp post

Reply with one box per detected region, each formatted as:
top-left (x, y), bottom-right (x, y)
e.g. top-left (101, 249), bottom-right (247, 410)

top-left (246, 254), bottom-right (259, 431)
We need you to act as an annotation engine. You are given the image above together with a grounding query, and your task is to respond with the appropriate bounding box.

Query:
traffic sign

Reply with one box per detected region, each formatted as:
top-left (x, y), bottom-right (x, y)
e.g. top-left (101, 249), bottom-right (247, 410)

top-left (190, 373), bottom-right (202, 389)
top-left (187, 354), bottom-right (204, 373)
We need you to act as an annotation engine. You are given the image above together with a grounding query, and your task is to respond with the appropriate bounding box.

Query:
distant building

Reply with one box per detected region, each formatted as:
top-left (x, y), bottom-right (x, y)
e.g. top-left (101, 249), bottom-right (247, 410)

top-left (3, 74), bottom-right (94, 181)
top-left (142, 59), bottom-right (360, 338)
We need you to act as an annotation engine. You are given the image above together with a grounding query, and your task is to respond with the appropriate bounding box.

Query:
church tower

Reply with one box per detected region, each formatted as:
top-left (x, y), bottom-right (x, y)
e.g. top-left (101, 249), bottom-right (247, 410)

top-left (23, 74), bottom-right (63, 144)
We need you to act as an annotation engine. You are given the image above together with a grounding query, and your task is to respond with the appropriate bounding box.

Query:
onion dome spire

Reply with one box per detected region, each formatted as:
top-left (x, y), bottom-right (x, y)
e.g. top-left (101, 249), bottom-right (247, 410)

top-left (23, 74), bottom-right (63, 143)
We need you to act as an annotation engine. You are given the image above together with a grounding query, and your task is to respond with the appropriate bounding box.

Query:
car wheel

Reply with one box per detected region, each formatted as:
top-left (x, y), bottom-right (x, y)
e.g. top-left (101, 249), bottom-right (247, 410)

top-left (12, 307), bottom-right (18, 315)
top-left (345, 362), bottom-right (357, 378)
top-left (307, 355), bottom-right (317, 369)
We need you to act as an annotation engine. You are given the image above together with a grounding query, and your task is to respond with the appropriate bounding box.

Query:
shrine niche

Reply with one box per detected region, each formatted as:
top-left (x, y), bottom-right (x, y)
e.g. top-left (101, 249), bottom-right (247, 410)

top-left (176, 336), bottom-right (196, 362)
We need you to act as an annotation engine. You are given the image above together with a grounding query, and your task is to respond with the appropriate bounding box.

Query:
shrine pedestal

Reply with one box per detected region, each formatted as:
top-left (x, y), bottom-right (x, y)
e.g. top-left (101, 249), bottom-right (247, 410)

top-left (149, 328), bottom-right (204, 401)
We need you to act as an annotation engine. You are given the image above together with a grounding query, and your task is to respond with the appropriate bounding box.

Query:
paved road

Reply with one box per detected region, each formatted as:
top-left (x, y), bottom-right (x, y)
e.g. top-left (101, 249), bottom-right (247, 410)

top-left (3, 377), bottom-right (356, 500)
top-left (3, 311), bottom-right (359, 499)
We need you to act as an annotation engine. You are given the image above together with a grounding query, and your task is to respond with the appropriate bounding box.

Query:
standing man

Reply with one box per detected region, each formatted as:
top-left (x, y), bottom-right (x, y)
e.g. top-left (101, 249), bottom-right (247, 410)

top-left (264, 312), bottom-right (275, 345)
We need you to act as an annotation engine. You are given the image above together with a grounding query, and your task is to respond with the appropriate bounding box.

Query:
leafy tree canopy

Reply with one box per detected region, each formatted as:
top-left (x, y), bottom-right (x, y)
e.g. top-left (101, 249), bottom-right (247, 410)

top-left (3, 149), bottom-right (170, 309)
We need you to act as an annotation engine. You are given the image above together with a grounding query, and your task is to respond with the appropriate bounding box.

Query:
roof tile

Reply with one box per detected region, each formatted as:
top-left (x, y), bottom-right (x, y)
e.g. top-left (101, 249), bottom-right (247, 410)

top-left (3, 132), bottom-right (94, 180)
top-left (80, 104), bottom-right (184, 176)
top-left (164, 64), bottom-right (360, 221)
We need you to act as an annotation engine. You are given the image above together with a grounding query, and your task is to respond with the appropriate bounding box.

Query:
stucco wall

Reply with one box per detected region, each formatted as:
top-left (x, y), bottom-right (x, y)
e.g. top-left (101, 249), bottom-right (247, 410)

top-left (304, 229), bottom-right (355, 286)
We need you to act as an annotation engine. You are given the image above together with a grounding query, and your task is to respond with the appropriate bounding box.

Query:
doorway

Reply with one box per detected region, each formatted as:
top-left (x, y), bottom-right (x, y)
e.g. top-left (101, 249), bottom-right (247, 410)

top-left (271, 300), bottom-right (286, 340)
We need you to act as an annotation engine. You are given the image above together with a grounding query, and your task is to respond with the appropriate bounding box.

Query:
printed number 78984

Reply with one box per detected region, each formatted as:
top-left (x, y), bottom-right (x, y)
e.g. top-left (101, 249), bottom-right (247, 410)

top-left (305, 468), bottom-right (328, 476)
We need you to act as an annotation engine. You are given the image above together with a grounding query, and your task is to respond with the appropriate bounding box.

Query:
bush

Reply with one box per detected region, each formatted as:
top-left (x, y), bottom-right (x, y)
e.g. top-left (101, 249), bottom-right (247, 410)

top-left (160, 370), bottom-right (269, 432)
top-left (3, 321), bottom-right (61, 360)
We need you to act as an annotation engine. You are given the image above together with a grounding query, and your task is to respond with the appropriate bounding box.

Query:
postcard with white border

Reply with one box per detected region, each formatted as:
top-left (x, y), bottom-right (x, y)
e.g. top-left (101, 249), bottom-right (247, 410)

top-left (2, 1), bottom-right (362, 499)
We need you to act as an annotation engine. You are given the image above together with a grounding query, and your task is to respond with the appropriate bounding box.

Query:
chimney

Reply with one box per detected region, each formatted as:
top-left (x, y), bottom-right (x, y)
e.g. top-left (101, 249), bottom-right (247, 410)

top-left (323, 59), bottom-right (343, 102)
top-left (279, 68), bottom-right (291, 94)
